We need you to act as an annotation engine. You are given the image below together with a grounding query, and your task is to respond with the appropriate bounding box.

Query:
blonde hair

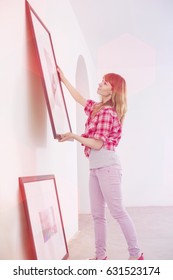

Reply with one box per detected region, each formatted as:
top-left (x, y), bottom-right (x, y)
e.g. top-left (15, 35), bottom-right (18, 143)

top-left (92, 73), bottom-right (127, 125)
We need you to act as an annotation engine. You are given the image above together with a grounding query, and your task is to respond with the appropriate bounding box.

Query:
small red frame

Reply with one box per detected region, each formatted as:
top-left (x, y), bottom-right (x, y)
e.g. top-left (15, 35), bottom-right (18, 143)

top-left (19, 175), bottom-right (69, 260)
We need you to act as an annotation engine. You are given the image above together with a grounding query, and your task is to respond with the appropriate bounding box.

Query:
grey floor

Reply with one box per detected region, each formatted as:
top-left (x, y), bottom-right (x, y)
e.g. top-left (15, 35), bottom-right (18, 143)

top-left (67, 207), bottom-right (173, 260)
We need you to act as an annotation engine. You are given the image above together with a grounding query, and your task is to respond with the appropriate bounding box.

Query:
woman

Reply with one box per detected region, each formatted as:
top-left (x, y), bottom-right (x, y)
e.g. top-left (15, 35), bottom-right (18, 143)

top-left (57, 67), bottom-right (144, 260)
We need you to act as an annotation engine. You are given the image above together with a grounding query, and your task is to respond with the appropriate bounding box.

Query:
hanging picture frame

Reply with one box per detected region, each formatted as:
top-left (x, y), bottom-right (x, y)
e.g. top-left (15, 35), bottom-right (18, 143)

top-left (26, 1), bottom-right (72, 139)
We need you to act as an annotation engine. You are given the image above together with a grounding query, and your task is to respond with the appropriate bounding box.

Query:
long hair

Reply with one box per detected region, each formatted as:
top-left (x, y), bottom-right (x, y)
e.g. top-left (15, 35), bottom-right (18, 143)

top-left (92, 73), bottom-right (127, 125)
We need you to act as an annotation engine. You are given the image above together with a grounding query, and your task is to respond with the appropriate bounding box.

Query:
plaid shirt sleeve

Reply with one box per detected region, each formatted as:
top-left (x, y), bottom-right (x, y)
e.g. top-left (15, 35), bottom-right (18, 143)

top-left (84, 99), bottom-right (96, 116)
top-left (93, 108), bottom-right (122, 149)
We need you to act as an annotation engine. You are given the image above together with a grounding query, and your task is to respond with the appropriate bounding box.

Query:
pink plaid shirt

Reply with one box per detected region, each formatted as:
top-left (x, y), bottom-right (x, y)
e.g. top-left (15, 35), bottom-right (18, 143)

top-left (81, 99), bottom-right (122, 157)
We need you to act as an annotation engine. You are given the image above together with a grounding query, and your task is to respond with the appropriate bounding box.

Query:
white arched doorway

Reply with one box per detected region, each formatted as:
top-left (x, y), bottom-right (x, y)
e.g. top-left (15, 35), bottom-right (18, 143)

top-left (75, 55), bottom-right (90, 214)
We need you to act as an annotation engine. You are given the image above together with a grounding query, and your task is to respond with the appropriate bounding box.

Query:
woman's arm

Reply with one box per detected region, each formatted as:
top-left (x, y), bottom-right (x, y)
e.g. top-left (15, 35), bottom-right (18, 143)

top-left (57, 67), bottom-right (87, 107)
top-left (59, 132), bottom-right (103, 150)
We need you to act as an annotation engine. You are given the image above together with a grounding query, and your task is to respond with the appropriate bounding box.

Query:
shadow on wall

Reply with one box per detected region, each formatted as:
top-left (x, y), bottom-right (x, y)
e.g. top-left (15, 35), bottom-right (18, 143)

top-left (18, 189), bottom-right (35, 259)
top-left (12, 5), bottom-right (47, 148)
top-left (25, 5), bottom-right (47, 147)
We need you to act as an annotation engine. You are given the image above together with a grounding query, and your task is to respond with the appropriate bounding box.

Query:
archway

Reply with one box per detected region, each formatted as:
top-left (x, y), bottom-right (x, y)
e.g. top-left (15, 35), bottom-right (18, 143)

top-left (75, 55), bottom-right (90, 213)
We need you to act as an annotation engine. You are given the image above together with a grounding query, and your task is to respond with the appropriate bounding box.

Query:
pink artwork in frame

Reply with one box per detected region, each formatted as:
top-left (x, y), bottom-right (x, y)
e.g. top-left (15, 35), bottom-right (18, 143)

top-left (19, 175), bottom-right (68, 260)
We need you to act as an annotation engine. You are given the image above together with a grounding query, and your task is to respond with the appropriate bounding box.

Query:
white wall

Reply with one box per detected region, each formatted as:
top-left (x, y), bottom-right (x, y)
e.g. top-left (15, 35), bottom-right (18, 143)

top-left (0, 0), bottom-right (96, 259)
top-left (95, 1), bottom-right (173, 207)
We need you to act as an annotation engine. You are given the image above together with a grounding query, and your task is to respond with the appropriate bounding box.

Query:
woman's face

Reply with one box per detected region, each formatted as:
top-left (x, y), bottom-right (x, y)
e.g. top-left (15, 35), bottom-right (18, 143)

top-left (97, 78), bottom-right (112, 97)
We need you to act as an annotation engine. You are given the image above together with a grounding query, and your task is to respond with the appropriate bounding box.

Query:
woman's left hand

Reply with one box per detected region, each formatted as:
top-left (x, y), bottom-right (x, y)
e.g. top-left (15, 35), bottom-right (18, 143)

top-left (58, 132), bottom-right (75, 142)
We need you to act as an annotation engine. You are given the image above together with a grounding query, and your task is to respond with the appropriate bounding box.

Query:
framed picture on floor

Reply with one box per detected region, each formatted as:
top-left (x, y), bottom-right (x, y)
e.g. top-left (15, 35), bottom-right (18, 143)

top-left (19, 175), bottom-right (69, 260)
top-left (26, 1), bottom-right (72, 139)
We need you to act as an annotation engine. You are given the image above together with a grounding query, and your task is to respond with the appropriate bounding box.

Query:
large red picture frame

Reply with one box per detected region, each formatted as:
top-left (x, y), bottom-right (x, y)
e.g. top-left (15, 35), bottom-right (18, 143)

top-left (19, 175), bottom-right (69, 260)
top-left (26, 1), bottom-right (72, 139)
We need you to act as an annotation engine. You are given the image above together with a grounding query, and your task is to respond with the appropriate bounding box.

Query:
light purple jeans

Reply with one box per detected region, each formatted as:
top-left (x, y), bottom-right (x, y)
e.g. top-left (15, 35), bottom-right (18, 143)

top-left (89, 164), bottom-right (140, 259)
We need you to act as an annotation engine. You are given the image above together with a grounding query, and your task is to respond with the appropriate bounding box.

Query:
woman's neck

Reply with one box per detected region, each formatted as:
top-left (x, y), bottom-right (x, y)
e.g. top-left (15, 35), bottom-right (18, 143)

top-left (101, 96), bottom-right (112, 104)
